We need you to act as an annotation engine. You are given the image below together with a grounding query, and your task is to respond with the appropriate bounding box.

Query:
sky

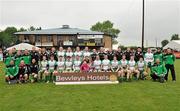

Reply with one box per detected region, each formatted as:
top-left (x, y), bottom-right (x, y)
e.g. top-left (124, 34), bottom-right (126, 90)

top-left (0, 0), bottom-right (180, 47)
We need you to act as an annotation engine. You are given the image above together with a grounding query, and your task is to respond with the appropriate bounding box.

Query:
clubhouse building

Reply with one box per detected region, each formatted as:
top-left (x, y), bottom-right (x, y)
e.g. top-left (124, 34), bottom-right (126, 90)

top-left (14, 25), bottom-right (113, 49)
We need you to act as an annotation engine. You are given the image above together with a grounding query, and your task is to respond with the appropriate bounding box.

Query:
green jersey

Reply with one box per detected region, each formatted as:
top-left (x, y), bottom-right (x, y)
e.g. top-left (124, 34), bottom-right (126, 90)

top-left (4, 54), bottom-right (14, 66)
top-left (5, 65), bottom-right (19, 76)
top-left (153, 52), bottom-right (163, 63)
top-left (22, 54), bottom-right (31, 65)
top-left (163, 54), bottom-right (175, 65)
top-left (151, 64), bottom-right (167, 76)
top-left (15, 55), bottom-right (22, 66)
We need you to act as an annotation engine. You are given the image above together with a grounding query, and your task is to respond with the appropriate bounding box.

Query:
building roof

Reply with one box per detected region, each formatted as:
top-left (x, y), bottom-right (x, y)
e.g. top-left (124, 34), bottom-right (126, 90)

top-left (14, 25), bottom-right (104, 35)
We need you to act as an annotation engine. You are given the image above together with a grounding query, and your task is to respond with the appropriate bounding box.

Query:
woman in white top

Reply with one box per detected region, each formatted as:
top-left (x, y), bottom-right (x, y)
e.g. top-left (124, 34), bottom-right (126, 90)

top-left (83, 47), bottom-right (91, 57)
top-left (118, 55), bottom-right (131, 82)
top-left (65, 57), bottom-right (73, 72)
top-left (57, 47), bottom-right (65, 60)
top-left (65, 47), bottom-right (74, 61)
top-left (74, 46), bottom-right (83, 57)
top-left (101, 55), bottom-right (110, 72)
top-left (128, 56), bottom-right (140, 80)
top-left (93, 55), bottom-right (102, 72)
top-left (73, 56), bottom-right (82, 72)
top-left (110, 56), bottom-right (120, 72)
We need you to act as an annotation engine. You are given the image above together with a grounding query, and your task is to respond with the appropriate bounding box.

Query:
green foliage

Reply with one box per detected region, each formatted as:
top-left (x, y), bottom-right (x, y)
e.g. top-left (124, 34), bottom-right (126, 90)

top-left (28, 26), bottom-right (36, 31)
top-left (112, 39), bottom-right (118, 44)
top-left (0, 27), bottom-right (18, 47)
top-left (18, 27), bottom-right (27, 32)
top-left (161, 39), bottom-right (169, 47)
top-left (91, 20), bottom-right (120, 38)
top-left (170, 34), bottom-right (179, 41)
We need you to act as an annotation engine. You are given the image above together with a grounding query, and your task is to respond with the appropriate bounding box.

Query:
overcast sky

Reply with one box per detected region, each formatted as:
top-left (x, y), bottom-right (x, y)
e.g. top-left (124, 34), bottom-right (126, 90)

top-left (0, 0), bottom-right (180, 47)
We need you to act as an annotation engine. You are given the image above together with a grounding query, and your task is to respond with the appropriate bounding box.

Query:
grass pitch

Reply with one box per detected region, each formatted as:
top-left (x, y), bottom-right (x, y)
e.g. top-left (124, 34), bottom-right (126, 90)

top-left (0, 61), bottom-right (180, 111)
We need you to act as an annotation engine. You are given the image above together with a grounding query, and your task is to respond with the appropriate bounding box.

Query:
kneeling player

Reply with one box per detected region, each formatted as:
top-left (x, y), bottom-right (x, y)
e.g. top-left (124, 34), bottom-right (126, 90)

top-left (65, 57), bottom-right (73, 72)
top-left (18, 60), bottom-right (28, 83)
top-left (73, 56), bottom-right (81, 72)
top-left (29, 59), bottom-right (39, 83)
top-left (118, 55), bottom-right (131, 82)
top-left (46, 56), bottom-right (57, 83)
top-left (55, 56), bottom-right (65, 73)
top-left (38, 56), bottom-right (48, 81)
top-left (110, 56), bottom-right (120, 72)
top-left (5, 60), bottom-right (19, 84)
top-left (128, 56), bottom-right (140, 80)
top-left (93, 55), bottom-right (102, 72)
top-left (151, 59), bottom-right (167, 83)
top-left (137, 57), bottom-right (148, 80)
top-left (101, 55), bottom-right (110, 72)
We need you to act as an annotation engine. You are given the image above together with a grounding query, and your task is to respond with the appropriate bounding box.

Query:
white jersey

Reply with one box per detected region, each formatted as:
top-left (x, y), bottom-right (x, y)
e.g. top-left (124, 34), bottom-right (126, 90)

top-left (73, 60), bottom-right (81, 70)
top-left (57, 51), bottom-right (65, 57)
top-left (120, 60), bottom-right (128, 68)
top-left (74, 51), bottom-right (83, 57)
top-left (66, 52), bottom-right (74, 57)
top-left (137, 61), bottom-right (145, 71)
top-left (40, 60), bottom-right (48, 70)
top-left (83, 51), bottom-right (91, 57)
top-left (93, 60), bottom-right (102, 70)
top-left (111, 60), bottom-right (119, 68)
top-left (102, 59), bottom-right (110, 70)
top-left (128, 60), bottom-right (136, 70)
top-left (144, 52), bottom-right (154, 64)
top-left (65, 61), bottom-right (73, 69)
top-left (48, 60), bottom-right (56, 70)
top-left (57, 61), bottom-right (65, 70)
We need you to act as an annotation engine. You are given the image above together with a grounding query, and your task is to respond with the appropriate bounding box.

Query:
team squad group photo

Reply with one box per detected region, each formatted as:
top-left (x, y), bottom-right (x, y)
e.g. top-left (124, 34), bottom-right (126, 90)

top-left (2, 46), bottom-right (176, 84)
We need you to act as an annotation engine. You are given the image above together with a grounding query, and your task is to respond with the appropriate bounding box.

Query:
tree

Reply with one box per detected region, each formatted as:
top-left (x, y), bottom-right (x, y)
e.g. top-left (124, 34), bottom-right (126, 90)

top-left (18, 27), bottom-right (27, 32)
top-left (0, 32), bottom-right (14, 47)
top-left (161, 39), bottom-right (169, 47)
top-left (28, 26), bottom-right (36, 31)
top-left (4, 27), bottom-right (17, 36)
top-left (90, 20), bottom-right (120, 38)
top-left (170, 34), bottom-right (179, 41)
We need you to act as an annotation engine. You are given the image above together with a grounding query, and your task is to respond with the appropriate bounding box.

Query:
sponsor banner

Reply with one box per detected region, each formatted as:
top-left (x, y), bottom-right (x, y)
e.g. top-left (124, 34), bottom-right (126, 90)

top-left (55, 72), bottom-right (118, 85)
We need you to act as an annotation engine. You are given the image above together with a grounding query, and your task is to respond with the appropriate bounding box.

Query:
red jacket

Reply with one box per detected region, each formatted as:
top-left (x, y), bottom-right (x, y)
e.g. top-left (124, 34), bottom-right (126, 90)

top-left (80, 63), bottom-right (90, 72)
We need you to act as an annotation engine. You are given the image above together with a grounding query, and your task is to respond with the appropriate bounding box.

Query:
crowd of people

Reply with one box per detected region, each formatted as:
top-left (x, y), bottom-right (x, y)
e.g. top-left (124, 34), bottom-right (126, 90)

top-left (2, 46), bottom-right (176, 84)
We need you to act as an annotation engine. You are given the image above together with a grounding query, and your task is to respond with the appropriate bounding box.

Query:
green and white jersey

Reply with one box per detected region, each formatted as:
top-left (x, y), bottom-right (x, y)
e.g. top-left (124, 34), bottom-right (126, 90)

top-left (83, 51), bottom-right (91, 57)
top-left (144, 52), bottom-right (154, 64)
top-left (65, 61), bottom-right (73, 69)
top-left (102, 59), bottom-right (110, 70)
top-left (137, 61), bottom-right (145, 71)
top-left (66, 52), bottom-right (74, 57)
top-left (73, 60), bottom-right (81, 70)
top-left (128, 60), bottom-right (136, 70)
top-left (74, 51), bottom-right (83, 57)
top-left (57, 51), bottom-right (65, 57)
top-left (111, 60), bottom-right (119, 68)
top-left (57, 61), bottom-right (65, 70)
top-left (93, 60), bottom-right (102, 70)
top-left (40, 60), bottom-right (48, 70)
top-left (48, 60), bottom-right (56, 70)
top-left (120, 60), bottom-right (128, 68)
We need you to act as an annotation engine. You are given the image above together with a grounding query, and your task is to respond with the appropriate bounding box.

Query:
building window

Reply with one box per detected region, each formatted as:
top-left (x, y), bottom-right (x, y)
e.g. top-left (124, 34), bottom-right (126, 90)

top-left (35, 35), bottom-right (41, 42)
top-left (47, 35), bottom-right (52, 42)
